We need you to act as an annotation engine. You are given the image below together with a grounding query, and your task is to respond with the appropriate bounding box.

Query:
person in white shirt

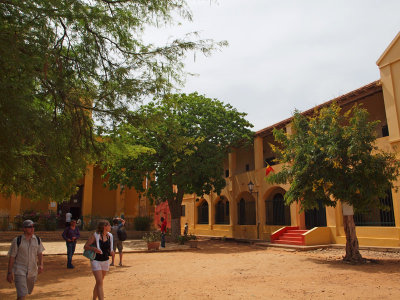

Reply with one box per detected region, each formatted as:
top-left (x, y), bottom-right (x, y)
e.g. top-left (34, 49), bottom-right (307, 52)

top-left (65, 212), bottom-right (72, 227)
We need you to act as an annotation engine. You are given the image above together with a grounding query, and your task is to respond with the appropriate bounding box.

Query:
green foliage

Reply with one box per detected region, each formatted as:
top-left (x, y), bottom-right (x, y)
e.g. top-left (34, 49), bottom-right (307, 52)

top-left (177, 233), bottom-right (196, 244)
top-left (103, 93), bottom-right (253, 234)
top-left (142, 231), bottom-right (162, 242)
top-left (83, 215), bottom-right (113, 231)
top-left (0, 0), bottom-right (225, 202)
top-left (133, 216), bottom-right (153, 231)
top-left (267, 103), bottom-right (400, 212)
top-left (14, 210), bottom-right (60, 231)
top-left (177, 234), bottom-right (189, 244)
top-left (188, 233), bottom-right (197, 240)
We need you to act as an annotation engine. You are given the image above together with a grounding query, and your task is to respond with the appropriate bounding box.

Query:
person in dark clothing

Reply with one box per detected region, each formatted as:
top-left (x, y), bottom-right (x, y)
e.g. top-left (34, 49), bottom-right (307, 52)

top-left (84, 220), bottom-right (114, 300)
top-left (160, 217), bottom-right (167, 248)
top-left (62, 219), bottom-right (80, 269)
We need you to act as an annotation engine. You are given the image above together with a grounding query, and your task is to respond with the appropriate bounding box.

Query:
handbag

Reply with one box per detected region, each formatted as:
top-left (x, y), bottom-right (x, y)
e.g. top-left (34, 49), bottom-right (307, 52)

top-left (83, 248), bottom-right (96, 260)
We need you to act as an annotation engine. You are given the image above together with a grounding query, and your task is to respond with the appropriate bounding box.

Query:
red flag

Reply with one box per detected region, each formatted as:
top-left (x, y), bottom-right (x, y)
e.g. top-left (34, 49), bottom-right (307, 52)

top-left (265, 163), bottom-right (274, 176)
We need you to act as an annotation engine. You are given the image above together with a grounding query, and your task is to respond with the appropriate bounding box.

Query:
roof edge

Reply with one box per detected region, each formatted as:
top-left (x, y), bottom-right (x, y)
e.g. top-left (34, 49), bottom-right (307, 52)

top-left (255, 80), bottom-right (382, 137)
top-left (376, 31), bottom-right (400, 66)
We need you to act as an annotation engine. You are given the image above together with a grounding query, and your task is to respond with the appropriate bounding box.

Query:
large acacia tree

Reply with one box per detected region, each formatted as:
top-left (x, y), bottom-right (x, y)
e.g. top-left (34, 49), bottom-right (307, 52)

top-left (103, 93), bottom-right (253, 237)
top-left (267, 103), bottom-right (400, 263)
top-left (0, 0), bottom-right (224, 201)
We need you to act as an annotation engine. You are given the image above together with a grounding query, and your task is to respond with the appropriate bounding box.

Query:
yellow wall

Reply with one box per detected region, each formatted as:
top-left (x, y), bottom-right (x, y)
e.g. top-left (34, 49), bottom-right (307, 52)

top-left (20, 196), bottom-right (49, 213)
top-left (125, 187), bottom-right (140, 217)
top-left (0, 194), bottom-right (11, 213)
top-left (235, 145), bottom-right (254, 175)
top-left (91, 166), bottom-right (116, 216)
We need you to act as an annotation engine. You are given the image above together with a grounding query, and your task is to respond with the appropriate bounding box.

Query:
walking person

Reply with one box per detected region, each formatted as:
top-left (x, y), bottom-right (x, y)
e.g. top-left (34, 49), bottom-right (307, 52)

top-left (6, 219), bottom-right (45, 300)
top-left (183, 222), bottom-right (188, 236)
top-left (160, 217), bottom-right (167, 248)
top-left (111, 217), bottom-right (126, 266)
top-left (84, 220), bottom-right (114, 300)
top-left (62, 219), bottom-right (80, 269)
top-left (65, 211), bottom-right (72, 227)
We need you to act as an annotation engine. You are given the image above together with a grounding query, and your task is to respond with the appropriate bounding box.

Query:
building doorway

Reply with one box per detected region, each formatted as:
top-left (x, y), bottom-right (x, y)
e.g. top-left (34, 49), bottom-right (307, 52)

top-left (57, 185), bottom-right (83, 227)
top-left (305, 200), bottom-right (327, 229)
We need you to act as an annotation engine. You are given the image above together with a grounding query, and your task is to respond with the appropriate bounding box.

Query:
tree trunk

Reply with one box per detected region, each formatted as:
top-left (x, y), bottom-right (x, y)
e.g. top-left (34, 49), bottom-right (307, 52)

top-left (167, 196), bottom-right (182, 240)
top-left (343, 215), bottom-right (364, 263)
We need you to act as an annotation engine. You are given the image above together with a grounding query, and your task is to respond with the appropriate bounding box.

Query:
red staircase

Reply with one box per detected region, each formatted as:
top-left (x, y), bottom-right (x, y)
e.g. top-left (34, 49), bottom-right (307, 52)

top-left (271, 226), bottom-right (307, 246)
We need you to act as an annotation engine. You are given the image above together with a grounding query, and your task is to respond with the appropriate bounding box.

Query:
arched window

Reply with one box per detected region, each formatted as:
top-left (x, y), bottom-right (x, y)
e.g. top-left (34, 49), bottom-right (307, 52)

top-left (238, 198), bottom-right (256, 225)
top-left (238, 199), bottom-right (245, 225)
top-left (197, 201), bottom-right (209, 224)
top-left (215, 198), bottom-right (230, 224)
top-left (266, 193), bottom-right (291, 225)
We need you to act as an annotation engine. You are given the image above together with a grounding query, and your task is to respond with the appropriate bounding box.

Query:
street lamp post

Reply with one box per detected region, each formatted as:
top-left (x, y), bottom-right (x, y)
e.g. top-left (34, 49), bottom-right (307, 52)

top-left (248, 181), bottom-right (260, 239)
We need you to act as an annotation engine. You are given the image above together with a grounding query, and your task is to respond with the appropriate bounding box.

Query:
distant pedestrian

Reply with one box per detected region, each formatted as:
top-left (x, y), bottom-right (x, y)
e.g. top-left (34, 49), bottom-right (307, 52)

top-left (76, 218), bottom-right (82, 229)
top-left (160, 217), bottom-right (167, 248)
top-left (183, 222), bottom-right (188, 236)
top-left (84, 220), bottom-right (114, 300)
top-left (65, 211), bottom-right (72, 227)
top-left (6, 219), bottom-right (45, 299)
top-left (111, 217), bottom-right (126, 266)
top-left (62, 219), bottom-right (80, 269)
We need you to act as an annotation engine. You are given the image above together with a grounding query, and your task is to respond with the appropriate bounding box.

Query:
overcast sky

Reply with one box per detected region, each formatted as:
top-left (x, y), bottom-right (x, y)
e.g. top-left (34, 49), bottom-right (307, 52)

top-left (148, 0), bottom-right (400, 131)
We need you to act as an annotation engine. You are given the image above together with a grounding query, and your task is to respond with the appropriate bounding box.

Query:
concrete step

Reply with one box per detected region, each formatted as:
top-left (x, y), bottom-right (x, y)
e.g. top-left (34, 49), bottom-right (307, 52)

top-left (286, 230), bottom-right (307, 234)
top-left (280, 235), bottom-right (303, 241)
top-left (273, 239), bottom-right (304, 246)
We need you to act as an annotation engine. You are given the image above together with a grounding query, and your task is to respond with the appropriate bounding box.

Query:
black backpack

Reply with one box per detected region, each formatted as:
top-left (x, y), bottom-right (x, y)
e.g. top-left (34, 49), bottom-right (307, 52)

top-left (17, 235), bottom-right (41, 247)
top-left (117, 226), bottom-right (127, 241)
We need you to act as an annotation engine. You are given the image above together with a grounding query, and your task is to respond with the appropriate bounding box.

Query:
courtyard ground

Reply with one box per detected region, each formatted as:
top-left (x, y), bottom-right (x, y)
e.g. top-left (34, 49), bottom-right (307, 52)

top-left (1, 239), bottom-right (399, 299)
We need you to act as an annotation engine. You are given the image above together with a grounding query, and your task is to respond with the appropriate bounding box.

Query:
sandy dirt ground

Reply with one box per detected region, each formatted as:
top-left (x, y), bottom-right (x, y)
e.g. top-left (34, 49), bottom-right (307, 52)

top-left (1, 240), bottom-right (400, 300)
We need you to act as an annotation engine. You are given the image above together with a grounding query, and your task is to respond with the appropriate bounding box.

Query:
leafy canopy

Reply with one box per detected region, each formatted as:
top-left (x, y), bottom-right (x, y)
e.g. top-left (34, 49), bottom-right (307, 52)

top-left (0, 0), bottom-right (225, 201)
top-left (267, 103), bottom-right (400, 212)
top-left (103, 93), bottom-right (254, 205)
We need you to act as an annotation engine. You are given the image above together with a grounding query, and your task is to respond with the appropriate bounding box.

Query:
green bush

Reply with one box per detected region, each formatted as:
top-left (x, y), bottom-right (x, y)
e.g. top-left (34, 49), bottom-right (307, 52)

top-left (14, 210), bottom-right (60, 231)
top-left (41, 211), bottom-right (59, 231)
top-left (177, 235), bottom-right (189, 245)
top-left (83, 216), bottom-right (114, 231)
top-left (142, 231), bottom-right (161, 242)
top-left (133, 216), bottom-right (153, 231)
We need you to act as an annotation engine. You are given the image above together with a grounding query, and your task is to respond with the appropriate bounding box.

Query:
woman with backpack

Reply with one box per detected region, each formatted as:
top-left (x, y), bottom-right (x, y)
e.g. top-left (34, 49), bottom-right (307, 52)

top-left (84, 220), bottom-right (114, 300)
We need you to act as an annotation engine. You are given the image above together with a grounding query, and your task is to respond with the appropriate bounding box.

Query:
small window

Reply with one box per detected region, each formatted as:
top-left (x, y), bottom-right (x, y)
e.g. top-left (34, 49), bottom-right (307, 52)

top-left (245, 164), bottom-right (250, 171)
top-left (382, 125), bottom-right (389, 137)
top-left (181, 205), bottom-right (186, 217)
top-left (225, 169), bottom-right (229, 178)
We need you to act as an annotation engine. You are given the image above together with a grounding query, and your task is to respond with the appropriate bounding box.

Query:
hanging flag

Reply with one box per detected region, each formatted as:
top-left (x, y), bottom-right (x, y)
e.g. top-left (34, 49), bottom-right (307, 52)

top-left (265, 162), bottom-right (274, 176)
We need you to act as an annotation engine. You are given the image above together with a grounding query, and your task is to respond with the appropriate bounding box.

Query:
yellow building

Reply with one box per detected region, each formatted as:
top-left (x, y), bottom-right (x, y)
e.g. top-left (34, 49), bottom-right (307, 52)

top-left (181, 32), bottom-right (400, 247)
top-left (0, 165), bottom-right (153, 229)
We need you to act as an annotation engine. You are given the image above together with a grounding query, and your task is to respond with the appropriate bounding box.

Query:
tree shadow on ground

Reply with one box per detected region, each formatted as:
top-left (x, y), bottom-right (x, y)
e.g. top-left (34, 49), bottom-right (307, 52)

top-left (304, 256), bottom-right (400, 274)
top-left (0, 255), bottom-right (96, 299)
top-left (180, 240), bottom-right (265, 254)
